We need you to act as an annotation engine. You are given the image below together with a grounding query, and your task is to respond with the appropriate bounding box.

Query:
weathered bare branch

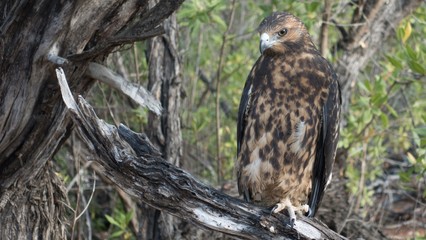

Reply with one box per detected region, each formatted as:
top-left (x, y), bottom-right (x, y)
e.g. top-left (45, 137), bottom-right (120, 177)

top-left (51, 57), bottom-right (162, 115)
top-left (86, 62), bottom-right (163, 115)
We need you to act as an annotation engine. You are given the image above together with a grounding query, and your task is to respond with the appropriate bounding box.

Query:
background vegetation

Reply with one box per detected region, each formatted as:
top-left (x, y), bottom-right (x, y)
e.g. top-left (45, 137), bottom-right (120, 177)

top-left (55, 1), bottom-right (426, 239)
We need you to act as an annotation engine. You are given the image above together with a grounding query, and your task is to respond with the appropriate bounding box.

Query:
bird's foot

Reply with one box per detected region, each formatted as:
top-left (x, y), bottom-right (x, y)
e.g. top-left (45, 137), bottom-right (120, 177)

top-left (271, 198), bottom-right (309, 227)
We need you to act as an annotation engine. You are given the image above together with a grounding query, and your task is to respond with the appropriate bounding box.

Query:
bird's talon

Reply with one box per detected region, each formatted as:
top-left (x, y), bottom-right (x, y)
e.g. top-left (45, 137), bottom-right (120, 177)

top-left (271, 205), bottom-right (278, 214)
top-left (306, 207), bottom-right (313, 217)
top-left (290, 217), bottom-right (296, 228)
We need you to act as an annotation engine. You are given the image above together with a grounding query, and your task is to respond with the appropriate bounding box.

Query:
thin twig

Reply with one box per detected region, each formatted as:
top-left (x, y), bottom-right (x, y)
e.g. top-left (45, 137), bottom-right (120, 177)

top-left (187, 29), bottom-right (204, 124)
top-left (66, 161), bottom-right (93, 193)
top-left (215, 0), bottom-right (237, 184)
top-left (354, 137), bottom-right (368, 212)
top-left (322, 21), bottom-right (367, 27)
top-left (75, 171), bottom-right (96, 221)
top-left (319, 0), bottom-right (332, 56)
top-left (133, 44), bottom-right (140, 82)
top-left (70, 134), bottom-right (81, 240)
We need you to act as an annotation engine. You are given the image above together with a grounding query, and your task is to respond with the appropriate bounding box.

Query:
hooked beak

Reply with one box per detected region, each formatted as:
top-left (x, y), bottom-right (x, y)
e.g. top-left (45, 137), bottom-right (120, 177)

top-left (259, 33), bottom-right (273, 54)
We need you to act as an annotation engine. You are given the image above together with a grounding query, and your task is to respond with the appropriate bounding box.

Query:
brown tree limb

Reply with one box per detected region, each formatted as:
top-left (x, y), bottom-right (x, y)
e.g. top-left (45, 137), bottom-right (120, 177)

top-left (56, 68), bottom-right (346, 239)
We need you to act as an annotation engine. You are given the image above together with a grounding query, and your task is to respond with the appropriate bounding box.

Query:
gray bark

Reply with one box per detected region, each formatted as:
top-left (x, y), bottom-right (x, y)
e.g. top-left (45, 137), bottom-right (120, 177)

top-left (140, 11), bottom-right (184, 239)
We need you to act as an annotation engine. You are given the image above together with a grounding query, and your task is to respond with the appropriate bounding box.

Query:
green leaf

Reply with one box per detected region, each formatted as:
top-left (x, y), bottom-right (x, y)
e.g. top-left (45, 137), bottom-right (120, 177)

top-left (306, 2), bottom-right (320, 12)
top-left (380, 113), bottom-right (389, 127)
top-left (371, 94), bottom-right (387, 107)
top-left (414, 127), bottom-right (426, 137)
top-left (105, 215), bottom-right (121, 228)
top-left (399, 169), bottom-right (412, 182)
top-left (362, 109), bottom-right (373, 124)
top-left (125, 211), bottom-right (134, 224)
top-left (385, 103), bottom-right (398, 117)
top-left (396, 26), bottom-right (405, 41)
top-left (211, 14), bottom-right (227, 30)
top-left (364, 79), bottom-right (372, 92)
top-left (357, 80), bottom-right (370, 93)
top-left (386, 55), bottom-right (403, 69)
top-left (408, 60), bottom-right (426, 75)
top-left (420, 139), bottom-right (426, 148)
top-left (412, 130), bottom-right (421, 147)
top-left (405, 45), bottom-right (418, 60)
top-left (111, 230), bottom-right (125, 238)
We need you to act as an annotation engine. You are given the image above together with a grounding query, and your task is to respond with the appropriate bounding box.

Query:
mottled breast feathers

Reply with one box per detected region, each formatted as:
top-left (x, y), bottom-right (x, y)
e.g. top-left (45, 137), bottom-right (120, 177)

top-left (236, 12), bottom-right (341, 218)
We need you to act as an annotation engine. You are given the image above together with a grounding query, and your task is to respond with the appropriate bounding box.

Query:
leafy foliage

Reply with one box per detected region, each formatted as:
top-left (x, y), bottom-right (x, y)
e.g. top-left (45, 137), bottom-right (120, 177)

top-left (105, 210), bottom-right (134, 239)
top-left (342, 6), bottom-right (426, 210)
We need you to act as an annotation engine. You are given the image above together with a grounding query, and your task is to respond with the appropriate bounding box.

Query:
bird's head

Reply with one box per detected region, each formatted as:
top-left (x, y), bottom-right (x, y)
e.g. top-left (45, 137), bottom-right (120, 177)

top-left (257, 12), bottom-right (314, 56)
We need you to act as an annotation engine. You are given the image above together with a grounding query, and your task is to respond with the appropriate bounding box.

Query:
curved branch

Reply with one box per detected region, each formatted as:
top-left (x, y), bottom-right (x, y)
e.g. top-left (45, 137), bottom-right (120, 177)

top-left (86, 62), bottom-right (163, 115)
top-left (56, 67), bottom-right (345, 239)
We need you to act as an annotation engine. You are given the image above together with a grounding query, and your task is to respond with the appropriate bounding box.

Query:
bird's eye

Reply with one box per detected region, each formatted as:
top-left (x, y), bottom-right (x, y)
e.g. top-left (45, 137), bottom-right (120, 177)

top-left (278, 29), bottom-right (288, 36)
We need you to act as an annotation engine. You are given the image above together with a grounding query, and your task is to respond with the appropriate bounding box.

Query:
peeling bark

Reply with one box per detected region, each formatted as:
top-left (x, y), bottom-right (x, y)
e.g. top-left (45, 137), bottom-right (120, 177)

top-left (142, 9), bottom-right (183, 239)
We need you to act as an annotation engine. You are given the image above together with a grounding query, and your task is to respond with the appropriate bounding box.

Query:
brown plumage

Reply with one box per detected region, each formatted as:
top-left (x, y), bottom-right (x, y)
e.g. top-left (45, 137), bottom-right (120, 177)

top-left (236, 12), bottom-right (341, 223)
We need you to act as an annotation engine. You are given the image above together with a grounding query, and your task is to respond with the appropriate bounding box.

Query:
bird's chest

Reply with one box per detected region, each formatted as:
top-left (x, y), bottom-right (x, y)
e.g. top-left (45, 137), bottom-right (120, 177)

top-left (241, 71), bottom-right (324, 185)
top-left (248, 73), bottom-right (323, 140)
top-left (241, 84), bottom-right (320, 205)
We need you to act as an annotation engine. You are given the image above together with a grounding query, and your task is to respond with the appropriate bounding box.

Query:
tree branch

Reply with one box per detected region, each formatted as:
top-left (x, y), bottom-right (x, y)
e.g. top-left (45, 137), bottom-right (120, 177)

top-left (86, 62), bottom-right (163, 115)
top-left (47, 55), bottom-right (162, 115)
top-left (56, 68), bottom-right (346, 239)
top-left (319, 0), bottom-right (332, 56)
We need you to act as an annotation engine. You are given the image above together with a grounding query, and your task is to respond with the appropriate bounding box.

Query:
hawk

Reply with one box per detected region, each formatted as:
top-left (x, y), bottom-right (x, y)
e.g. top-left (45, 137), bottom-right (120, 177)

top-left (236, 12), bottom-right (341, 223)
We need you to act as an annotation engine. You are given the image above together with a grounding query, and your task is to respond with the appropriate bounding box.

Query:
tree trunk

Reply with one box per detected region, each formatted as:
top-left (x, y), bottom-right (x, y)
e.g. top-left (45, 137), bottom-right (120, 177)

top-left (140, 9), bottom-right (184, 239)
top-left (0, 1), bottom-right (183, 239)
top-left (146, 14), bottom-right (182, 167)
